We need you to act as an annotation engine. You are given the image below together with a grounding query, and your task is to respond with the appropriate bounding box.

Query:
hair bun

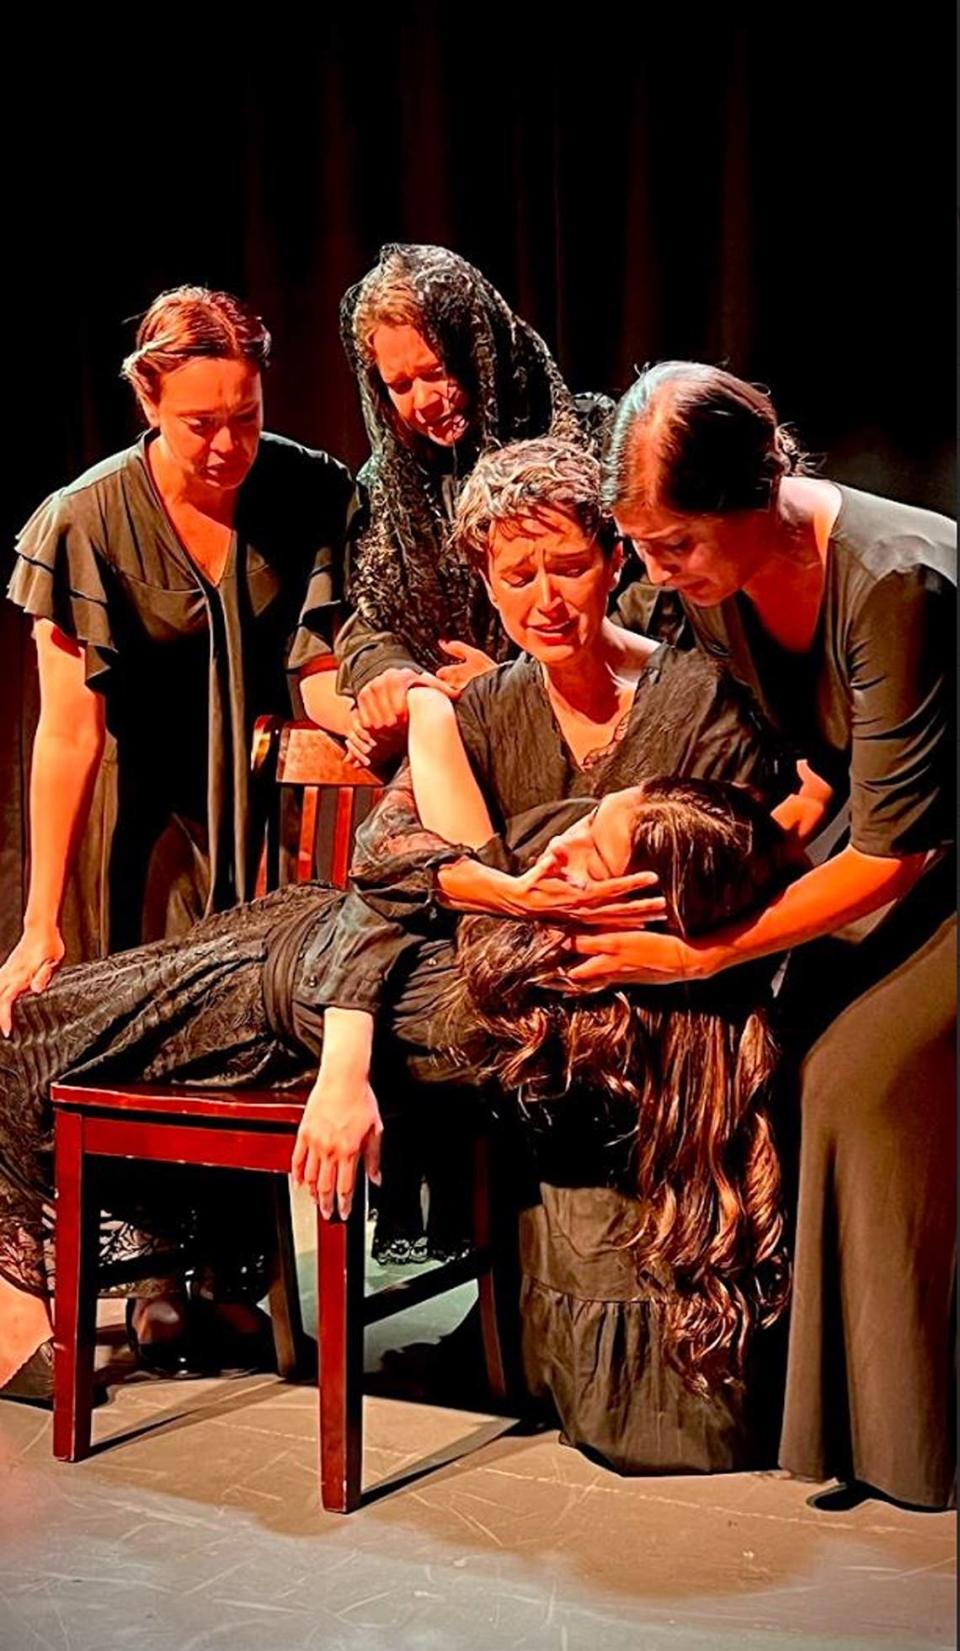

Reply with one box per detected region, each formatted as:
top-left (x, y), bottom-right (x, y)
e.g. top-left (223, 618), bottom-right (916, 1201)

top-left (773, 424), bottom-right (803, 476)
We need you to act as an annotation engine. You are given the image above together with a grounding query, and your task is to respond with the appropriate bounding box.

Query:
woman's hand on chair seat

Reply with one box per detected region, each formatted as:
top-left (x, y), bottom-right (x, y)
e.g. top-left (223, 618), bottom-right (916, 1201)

top-left (291, 1071), bottom-right (383, 1222)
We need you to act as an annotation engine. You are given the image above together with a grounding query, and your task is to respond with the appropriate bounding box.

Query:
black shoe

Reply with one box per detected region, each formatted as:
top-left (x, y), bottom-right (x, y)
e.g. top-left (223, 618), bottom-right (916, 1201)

top-left (805, 1478), bottom-right (947, 1515)
top-left (188, 1292), bottom-right (277, 1376)
top-left (805, 1480), bottom-right (873, 1512)
top-left (0, 1340), bottom-right (56, 1408)
top-left (0, 1338), bottom-right (107, 1410)
top-left (371, 1233), bottom-right (430, 1267)
top-left (126, 1296), bottom-right (212, 1379)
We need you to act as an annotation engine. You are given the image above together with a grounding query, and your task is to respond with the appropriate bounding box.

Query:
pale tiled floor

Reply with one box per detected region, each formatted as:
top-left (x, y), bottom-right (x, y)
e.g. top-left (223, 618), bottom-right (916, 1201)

top-left (0, 1187), bottom-right (954, 1651)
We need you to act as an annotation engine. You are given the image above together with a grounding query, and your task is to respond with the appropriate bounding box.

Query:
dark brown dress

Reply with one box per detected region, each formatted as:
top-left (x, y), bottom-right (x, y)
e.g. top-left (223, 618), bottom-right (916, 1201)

top-left (684, 483), bottom-right (956, 1507)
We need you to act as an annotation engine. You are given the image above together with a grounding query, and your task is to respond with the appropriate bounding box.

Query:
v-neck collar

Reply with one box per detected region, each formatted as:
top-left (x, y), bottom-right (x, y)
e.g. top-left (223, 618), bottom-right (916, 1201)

top-left (728, 483), bottom-right (844, 662)
top-left (130, 434), bottom-right (238, 592)
top-left (533, 643), bottom-right (669, 774)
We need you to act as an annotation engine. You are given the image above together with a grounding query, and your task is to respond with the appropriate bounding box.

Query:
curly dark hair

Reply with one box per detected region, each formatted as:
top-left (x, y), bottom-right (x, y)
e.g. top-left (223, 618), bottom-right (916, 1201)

top-left (340, 244), bottom-right (604, 671)
top-left (453, 777), bottom-right (798, 1393)
top-left (451, 437), bottom-right (620, 576)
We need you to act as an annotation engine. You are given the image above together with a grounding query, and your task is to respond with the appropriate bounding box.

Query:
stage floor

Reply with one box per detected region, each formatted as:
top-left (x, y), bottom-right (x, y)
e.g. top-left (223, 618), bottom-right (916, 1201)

top-left (1, 1188), bottom-right (954, 1651)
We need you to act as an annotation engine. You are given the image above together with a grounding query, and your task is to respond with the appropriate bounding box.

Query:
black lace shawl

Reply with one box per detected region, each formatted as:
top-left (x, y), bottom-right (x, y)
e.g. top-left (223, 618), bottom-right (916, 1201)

top-left (340, 243), bottom-right (607, 672)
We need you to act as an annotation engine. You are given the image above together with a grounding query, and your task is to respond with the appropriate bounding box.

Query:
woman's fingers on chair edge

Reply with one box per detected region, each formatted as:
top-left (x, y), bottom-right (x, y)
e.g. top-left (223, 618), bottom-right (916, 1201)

top-left (317, 1152), bottom-right (337, 1220)
top-left (335, 1153), bottom-right (358, 1221)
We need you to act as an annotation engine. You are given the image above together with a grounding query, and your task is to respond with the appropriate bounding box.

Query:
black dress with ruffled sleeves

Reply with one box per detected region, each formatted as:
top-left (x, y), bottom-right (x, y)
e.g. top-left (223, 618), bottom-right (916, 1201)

top-left (9, 431), bottom-right (353, 956)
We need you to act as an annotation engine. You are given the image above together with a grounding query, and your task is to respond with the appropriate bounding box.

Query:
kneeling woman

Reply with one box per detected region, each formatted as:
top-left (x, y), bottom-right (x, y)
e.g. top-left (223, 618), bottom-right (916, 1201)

top-left (452, 777), bottom-right (799, 1474)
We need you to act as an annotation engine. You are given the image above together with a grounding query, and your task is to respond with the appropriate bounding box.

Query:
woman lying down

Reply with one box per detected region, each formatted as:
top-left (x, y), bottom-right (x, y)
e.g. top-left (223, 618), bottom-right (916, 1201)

top-left (0, 737), bottom-right (800, 1475)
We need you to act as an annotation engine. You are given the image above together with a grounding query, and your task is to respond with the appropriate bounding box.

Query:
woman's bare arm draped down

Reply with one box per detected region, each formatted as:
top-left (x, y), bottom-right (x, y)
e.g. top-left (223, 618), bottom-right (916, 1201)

top-left (291, 684), bottom-right (497, 1219)
top-left (0, 622), bottom-right (106, 1036)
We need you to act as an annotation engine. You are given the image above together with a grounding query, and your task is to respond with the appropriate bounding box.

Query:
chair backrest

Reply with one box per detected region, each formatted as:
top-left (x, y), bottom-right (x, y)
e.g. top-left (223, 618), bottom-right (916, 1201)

top-left (252, 717), bottom-right (383, 893)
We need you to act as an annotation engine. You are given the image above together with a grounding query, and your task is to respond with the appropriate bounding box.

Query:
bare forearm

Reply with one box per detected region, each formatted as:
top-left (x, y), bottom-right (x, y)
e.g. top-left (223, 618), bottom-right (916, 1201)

top-left (693, 845), bottom-right (926, 976)
top-left (25, 725), bottom-right (104, 927)
top-left (435, 857), bottom-right (514, 914)
top-left (300, 669), bottom-right (355, 737)
top-left (317, 1007), bottom-right (374, 1079)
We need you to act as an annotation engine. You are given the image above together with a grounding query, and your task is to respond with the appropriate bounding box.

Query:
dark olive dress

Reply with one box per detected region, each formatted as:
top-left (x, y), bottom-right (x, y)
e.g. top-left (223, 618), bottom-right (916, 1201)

top-left (9, 431), bottom-right (353, 956)
top-left (684, 484), bottom-right (957, 1508)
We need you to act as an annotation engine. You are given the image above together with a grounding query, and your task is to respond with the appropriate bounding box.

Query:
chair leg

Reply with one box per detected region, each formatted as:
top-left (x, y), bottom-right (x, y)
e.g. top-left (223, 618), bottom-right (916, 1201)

top-left (316, 1171), bottom-right (366, 1512)
top-left (53, 1110), bottom-right (99, 1462)
top-left (472, 1135), bottom-right (508, 1404)
top-left (267, 1175), bottom-right (309, 1380)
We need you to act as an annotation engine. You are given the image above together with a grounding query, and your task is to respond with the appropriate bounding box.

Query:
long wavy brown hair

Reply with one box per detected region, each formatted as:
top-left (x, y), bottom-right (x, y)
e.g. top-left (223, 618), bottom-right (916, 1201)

top-left (453, 777), bottom-right (799, 1393)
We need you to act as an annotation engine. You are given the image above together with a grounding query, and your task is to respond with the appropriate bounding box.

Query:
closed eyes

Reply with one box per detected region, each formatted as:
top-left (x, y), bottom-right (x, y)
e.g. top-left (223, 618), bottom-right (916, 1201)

top-left (385, 368), bottom-right (446, 395)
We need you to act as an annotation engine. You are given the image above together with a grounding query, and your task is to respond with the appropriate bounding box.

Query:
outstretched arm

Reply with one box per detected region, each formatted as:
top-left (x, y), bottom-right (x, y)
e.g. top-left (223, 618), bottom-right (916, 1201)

top-left (568, 843), bottom-right (926, 987)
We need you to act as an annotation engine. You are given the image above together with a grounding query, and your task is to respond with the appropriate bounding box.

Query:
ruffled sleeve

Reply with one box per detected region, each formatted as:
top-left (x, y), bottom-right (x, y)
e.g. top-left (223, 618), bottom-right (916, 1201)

top-left (285, 463), bottom-right (359, 676)
top-left (846, 566), bottom-right (955, 857)
top-left (8, 492), bottom-right (119, 691)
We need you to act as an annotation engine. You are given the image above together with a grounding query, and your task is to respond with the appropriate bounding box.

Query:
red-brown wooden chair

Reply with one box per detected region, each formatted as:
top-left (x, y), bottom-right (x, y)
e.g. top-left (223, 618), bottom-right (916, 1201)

top-left (51, 718), bottom-right (509, 1512)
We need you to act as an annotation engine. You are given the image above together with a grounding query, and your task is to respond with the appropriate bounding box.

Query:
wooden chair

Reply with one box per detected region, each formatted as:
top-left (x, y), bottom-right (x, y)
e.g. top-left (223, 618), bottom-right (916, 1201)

top-left (51, 719), bottom-right (508, 1512)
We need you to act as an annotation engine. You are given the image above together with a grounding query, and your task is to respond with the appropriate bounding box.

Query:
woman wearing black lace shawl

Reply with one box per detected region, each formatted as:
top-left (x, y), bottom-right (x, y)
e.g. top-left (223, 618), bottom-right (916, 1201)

top-left (324, 244), bottom-right (611, 768)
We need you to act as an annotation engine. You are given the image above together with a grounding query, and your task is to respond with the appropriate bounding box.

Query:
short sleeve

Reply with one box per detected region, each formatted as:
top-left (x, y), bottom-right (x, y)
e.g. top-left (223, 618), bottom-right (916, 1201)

top-left (285, 462), bottom-right (357, 676)
top-left (452, 680), bottom-right (495, 795)
top-left (847, 567), bottom-right (955, 856)
top-left (333, 607), bottom-right (422, 695)
top-left (8, 492), bottom-right (119, 690)
top-left (293, 889), bottom-right (424, 1020)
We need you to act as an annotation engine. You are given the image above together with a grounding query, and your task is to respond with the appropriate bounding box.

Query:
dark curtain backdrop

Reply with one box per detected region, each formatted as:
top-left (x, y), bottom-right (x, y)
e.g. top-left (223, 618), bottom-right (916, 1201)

top-left (3, 14), bottom-right (954, 947)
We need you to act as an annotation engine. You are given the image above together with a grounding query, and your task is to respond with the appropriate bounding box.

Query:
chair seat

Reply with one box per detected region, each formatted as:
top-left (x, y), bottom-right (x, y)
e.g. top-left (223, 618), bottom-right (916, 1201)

top-left (51, 1080), bottom-right (309, 1129)
top-left (49, 718), bottom-right (511, 1510)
